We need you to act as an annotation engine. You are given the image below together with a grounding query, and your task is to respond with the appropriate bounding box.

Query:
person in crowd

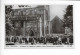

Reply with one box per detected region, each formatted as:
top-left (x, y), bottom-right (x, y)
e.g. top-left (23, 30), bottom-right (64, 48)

top-left (69, 35), bottom-right (73, 45)
top-left (19, 38), bottom-right (22, 44)
top-left (43, 37), bottom-right (47, 44)
top-left (25, 37), bottom-right (28, 44)
top-left (31, 37), bottom-right (34, 45)
top-left (58, 36), bottom-right (62, 45)
top-left (62, 36), bottom-right (67, 45)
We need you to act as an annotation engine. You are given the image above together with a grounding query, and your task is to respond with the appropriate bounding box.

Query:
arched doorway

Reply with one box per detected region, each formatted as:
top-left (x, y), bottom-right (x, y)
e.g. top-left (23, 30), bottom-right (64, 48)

top-left (29, 30), bottom-right (34, 36)
top-left (28, 28), bottom-right (36, 37)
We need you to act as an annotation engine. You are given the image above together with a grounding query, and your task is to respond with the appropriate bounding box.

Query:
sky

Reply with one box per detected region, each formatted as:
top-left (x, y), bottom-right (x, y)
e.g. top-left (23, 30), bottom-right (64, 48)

top-left (50, 5), bottom-right (68, 21)
top-left (12, 5), bottom-right (68, 21)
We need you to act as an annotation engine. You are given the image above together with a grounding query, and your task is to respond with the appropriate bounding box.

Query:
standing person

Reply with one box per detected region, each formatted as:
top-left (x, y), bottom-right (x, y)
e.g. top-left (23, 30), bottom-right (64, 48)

top-left (69, 35), bottom-right (73, 45)
top-left (43, 36), bottom-right (46, 44)
top-left (30, 30), bottom-right (34, 45)
top-left (27, 35), bottom-right (29, 44)
top-left (19, 38), bottom-right (22, 44)
top-left (55, 35), bottom-right (58, 45)
top-left (58, 36), bottom-right (62, 45)
top-left (67, 35), bottom-right (69, 44)
top-left (10, 35), bottom-right (14, 42)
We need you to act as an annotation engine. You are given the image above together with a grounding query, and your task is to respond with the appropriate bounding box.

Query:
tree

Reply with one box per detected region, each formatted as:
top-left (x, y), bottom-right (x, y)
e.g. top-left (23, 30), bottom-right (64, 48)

top-left (5, 5), bottom-right (14, 35)
top-left (63, 5), bottom-right (73, 31)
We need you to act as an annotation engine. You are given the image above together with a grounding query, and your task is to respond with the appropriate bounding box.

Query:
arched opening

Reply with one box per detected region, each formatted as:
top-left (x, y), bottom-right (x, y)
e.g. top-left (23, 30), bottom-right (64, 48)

top-left (28, 28), bottom-right (36, 37)
top-left (29, 30), bottom-right (34, 36)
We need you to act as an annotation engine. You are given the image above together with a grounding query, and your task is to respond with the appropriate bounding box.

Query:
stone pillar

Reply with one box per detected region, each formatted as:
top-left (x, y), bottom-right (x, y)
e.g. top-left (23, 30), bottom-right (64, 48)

top-left (37, 17), bottom-right (39, 37)
top-left (49, 21), bottom-right (50, 34)
top-left (48, 5), bottom-right (50, 35)
top-left (44, 9), bottom-right (46, 36)
top-left (23, 21), bottom-right (26, 37)
top-left (40, 17), bottom-right (42, 37)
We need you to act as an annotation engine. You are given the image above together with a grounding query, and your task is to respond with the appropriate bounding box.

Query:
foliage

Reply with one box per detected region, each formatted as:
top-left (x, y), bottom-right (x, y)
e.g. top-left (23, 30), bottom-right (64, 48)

top-left (63, 5), bottom-right (73, 31)
top-left (5, 5), bottom-right (13, 35)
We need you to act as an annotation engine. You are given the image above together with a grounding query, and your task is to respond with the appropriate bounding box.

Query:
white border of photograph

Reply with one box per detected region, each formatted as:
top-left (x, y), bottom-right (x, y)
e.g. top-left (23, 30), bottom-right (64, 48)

top-left (1, 0), bottom-right (80, 55)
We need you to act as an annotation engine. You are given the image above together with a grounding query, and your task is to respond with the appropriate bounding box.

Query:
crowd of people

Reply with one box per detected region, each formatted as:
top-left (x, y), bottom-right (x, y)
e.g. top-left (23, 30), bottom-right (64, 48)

top-left (6, 34), bottom-right (73, 45)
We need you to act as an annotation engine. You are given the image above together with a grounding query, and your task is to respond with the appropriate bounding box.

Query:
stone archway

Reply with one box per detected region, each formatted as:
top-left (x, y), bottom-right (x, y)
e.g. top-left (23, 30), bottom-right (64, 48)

top-left (29, 30), bottom-right (34, 36)
top-left (28, 28), bottom-right (36, 37)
